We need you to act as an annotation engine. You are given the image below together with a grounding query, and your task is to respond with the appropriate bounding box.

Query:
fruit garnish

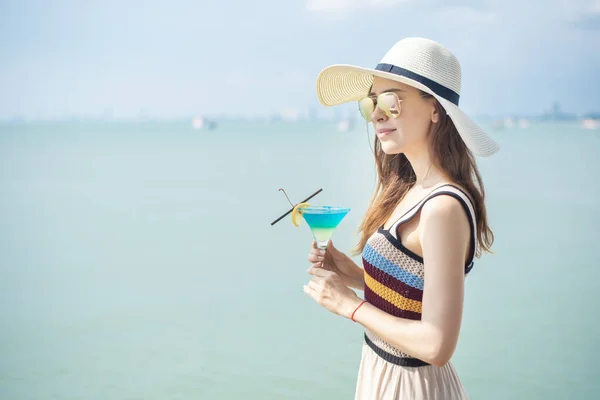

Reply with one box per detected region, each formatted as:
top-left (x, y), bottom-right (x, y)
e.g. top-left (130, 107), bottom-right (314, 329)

top-left (291, 202), bottom-right (310, 227)
top-left (271, 188), bottom-right (323, 227)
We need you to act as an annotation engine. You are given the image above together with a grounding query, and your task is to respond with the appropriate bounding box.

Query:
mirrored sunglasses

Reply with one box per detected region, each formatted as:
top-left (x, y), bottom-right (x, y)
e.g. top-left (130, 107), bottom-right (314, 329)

top-left (358, 92), bottom-right (401, 122)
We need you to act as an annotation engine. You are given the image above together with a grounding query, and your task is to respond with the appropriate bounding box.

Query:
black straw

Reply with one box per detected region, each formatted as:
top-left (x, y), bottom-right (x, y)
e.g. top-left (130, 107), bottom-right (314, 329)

top-left (270, 188), bottom-right (323, 226)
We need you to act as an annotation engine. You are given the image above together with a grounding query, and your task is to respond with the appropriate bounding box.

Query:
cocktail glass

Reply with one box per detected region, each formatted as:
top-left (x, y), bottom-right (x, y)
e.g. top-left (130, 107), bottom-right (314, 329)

top-left (298, 206), bottom-right (350, 250)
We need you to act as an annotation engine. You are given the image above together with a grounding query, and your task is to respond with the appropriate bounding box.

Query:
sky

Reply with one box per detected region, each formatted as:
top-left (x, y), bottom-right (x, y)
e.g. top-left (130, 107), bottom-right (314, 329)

top-left (1, 0), bottom-right (599, 120)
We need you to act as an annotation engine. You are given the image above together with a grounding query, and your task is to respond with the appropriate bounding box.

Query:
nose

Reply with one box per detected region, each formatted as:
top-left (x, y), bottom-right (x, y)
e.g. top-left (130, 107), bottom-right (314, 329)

top-left (371, 105), bottom-right (388, 123)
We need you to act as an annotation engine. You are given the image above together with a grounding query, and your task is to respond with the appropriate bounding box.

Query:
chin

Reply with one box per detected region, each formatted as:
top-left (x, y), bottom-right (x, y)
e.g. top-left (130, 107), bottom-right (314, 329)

top-left (380, 141), bottom-right (404, 155)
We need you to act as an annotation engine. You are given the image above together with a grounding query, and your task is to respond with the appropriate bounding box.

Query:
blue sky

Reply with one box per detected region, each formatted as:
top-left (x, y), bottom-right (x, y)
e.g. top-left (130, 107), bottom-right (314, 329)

top-left (1, 0), bottom-right (599, 119)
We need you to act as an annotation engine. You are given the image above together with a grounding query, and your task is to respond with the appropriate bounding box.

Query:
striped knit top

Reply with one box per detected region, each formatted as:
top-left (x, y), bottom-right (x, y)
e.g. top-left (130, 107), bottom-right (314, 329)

top-left (361, 184), bottom-right (477, 367)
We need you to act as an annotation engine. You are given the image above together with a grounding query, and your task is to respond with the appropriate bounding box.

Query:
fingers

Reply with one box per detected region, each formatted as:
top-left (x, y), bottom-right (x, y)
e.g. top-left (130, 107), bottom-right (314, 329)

top-left (303, 279), bottom-right (322, 299)
top-left (311, 241), bottom-right (326, 254)
top-left (303, 283), bottom-right (317, 299)
top-left (307, 266), bottom-right (335, 278)
top-left (308, 241), bottom-right (326, 264)
top-left (307, 280), bottom-right (322, 292)
top-left (303, 284), bottom-right (313, 295)
top-left (307, 252), bottom-right (325, 264)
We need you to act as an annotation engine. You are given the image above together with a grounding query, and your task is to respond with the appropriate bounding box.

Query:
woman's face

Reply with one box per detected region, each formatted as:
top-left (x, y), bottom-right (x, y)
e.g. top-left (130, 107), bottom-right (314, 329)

top-left (367, 77), bottom-right (438, 155)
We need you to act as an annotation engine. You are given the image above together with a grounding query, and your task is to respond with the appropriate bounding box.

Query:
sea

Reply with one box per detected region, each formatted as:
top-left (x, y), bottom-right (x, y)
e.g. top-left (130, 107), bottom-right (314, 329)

top-left (0, 119), bottom-right (598, 399)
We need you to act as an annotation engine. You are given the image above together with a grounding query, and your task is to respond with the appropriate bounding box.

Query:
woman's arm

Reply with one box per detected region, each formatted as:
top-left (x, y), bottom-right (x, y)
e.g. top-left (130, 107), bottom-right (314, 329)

top-left (351, 195), bottom-right (471, 367)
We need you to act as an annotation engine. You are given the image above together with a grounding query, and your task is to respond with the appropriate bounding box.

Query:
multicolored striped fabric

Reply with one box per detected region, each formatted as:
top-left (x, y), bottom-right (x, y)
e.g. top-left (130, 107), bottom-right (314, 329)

top-left (361, 184), bottom-right (477, 367)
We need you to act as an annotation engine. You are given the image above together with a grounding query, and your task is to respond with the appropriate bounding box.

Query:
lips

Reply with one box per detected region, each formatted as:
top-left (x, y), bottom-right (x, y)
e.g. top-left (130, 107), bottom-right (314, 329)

top-left (376, 128), bottom-right (396, 137)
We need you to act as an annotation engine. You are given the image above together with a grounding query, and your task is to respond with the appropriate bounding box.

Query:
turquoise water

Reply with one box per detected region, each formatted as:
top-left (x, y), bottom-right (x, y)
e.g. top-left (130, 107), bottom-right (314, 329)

top-left (301, 207), bottom-right (351, 229)
top-left (0, 120), bottom-right (599, 399)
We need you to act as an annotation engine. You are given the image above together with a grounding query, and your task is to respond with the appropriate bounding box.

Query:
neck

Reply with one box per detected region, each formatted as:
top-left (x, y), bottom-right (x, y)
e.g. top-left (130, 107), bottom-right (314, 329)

top-left (404, 146), bottom-right (447, 188)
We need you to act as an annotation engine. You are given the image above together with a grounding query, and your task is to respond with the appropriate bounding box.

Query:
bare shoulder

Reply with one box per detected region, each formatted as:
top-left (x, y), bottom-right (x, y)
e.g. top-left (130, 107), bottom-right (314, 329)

top-left (419, 193), bottom-right (471, 264)
top-left (420, 194), bottom-right (469, 225)
top-left (421, 195), bottom-right (466, 219)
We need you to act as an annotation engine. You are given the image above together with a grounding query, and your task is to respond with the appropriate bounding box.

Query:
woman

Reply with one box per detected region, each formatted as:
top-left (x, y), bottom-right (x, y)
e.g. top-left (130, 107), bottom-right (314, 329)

top-left (302, 37), bottom-right (500, 399)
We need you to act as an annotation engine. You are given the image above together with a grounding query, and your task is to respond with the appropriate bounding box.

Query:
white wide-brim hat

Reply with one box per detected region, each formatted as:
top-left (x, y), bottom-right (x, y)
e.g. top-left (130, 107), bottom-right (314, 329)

top-left (316, 37), bottom-right (500, 157)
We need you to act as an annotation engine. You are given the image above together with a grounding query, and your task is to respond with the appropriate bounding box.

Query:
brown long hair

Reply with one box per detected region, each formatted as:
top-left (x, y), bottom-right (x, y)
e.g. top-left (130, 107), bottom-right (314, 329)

top-left (352, 91), bottom-right (494, 257)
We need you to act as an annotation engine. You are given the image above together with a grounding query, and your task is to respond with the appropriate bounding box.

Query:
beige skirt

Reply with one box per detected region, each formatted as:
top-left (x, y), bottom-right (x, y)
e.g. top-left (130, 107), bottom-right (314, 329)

top-left (355, 342), bottom-right (469, 400)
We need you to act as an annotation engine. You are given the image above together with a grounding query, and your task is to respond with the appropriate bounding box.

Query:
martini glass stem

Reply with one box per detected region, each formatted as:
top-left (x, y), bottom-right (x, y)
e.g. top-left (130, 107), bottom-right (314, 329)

top-left (316, 240), bottom-right (329, 250)
top-left (316, 240), bottom-right (328, 268)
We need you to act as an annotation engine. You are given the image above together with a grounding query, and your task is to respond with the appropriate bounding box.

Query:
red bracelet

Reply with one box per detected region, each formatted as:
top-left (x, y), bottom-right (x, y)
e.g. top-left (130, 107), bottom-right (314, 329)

top-left (351, 300), bottom-right (367, 322)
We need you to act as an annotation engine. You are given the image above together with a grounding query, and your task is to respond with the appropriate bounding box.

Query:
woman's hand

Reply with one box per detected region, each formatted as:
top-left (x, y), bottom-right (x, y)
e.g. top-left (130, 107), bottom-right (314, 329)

top-left (303, 267), bottom-right (363, 318)
top-left (307, 241), bottom-right (364, 290)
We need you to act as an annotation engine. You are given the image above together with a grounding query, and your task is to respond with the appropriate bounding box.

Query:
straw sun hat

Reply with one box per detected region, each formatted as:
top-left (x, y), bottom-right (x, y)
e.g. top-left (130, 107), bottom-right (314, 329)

top-left (316, 37), bottom-right (500, 157)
